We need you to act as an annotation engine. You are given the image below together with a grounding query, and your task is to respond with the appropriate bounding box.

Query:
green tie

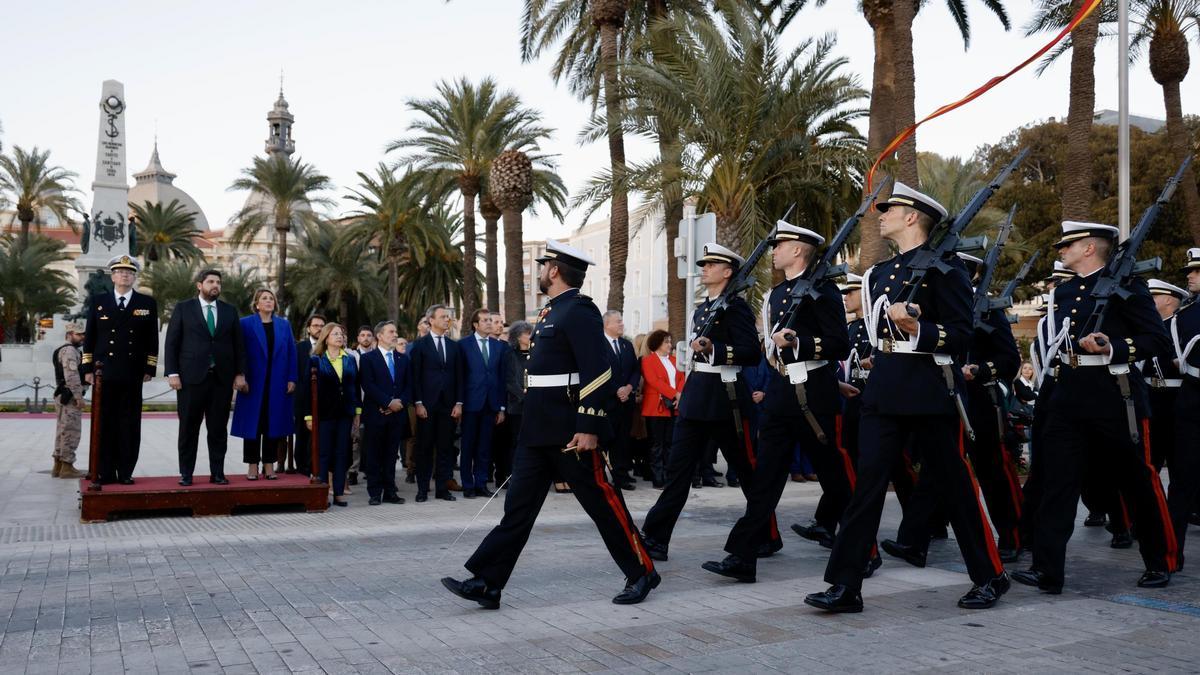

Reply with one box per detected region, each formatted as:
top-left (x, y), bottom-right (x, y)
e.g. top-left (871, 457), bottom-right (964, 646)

top-left (205, 304), bottom-right (216, 336)
top-left (481, 338), bottom-right (489, 365)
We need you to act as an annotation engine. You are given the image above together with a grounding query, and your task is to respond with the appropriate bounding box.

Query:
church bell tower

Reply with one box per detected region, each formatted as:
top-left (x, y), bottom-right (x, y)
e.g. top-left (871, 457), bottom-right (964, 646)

top-left (265, 84), bottom-right (295, 158)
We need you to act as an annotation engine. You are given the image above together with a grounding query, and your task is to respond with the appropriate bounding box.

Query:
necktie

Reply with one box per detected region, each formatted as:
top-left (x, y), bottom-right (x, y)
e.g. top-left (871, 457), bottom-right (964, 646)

top-left (436, 336), bottom-right (446, 363)
top-left (118, 296), bottom-right (126, 311)
top-left (205, 304), bottom-right (216, 336)
top-left (613, 338), bottom-right (620, 355)
top-left (481, 338), bottom-right (489, 365)
top-left (386, 351), bottom-right (395, 380)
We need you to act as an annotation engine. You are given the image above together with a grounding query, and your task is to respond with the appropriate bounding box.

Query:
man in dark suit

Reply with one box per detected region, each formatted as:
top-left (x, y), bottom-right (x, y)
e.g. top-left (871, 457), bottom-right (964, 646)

top-left (410, 304), bottom-right (464, 502)
top-left (360, 320), bottom-right (413, 505)
top-left (603, 310), bottom-right (641, 490)
top-left (164, 269), bottom-right (247, 486)
top-left (293, 314), bottom-right (326, 476)
top-left (458, 309), bottom-right (507, 498)
top-left (80, 255), bottom-right (159, 484)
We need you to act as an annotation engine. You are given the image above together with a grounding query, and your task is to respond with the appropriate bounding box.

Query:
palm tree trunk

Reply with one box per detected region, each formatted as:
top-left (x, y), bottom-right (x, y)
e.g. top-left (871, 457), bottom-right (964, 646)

top-left (892, 0), bottom-right (918, 186)
top-left (1161, 80), bottom-right (1200, 244)
top-left (276, 224), bottom-right (289, 308)
top-left (388, 257), bottom-right (399, 320)
top-left (1061, 0), bottom-right (1100, 222)
top-left (18, 214), bottom-right (32, 249)
top-left (600, 20), bottom-right (630, 314)
top-left (503, 209), bottom-right (525, 323)
top-left (859, 0), bottom-right (897, 270)
top-left (460, 187), bottom-right (480, 313)
top-left (484, 213), bottom-right (501, 310)
top-left (659, 129), bottom-right (686, 342)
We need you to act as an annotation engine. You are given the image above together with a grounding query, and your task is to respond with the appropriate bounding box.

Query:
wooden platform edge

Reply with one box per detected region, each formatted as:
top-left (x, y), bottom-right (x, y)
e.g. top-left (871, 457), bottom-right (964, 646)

top-left (79, 480), bottom-right (330, 522)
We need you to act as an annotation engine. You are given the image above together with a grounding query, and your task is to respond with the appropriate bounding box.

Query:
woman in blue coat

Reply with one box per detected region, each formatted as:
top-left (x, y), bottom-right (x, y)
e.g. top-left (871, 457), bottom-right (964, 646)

top-left (231, 289), bottom-right (298, 479)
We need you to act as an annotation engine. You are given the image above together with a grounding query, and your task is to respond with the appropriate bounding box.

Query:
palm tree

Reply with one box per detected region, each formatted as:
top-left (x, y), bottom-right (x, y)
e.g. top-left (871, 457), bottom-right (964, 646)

top-left (0, 234), bottom-right (76, 341)
top-left (490, 150), bottom-right (535, 322)
top-left (227, 155), bottom-right (334, 308)
top-left (579, 8), bottom-right (866, 255)
top-left (287, 219), bottom-right (386, 327)
top-left (342, 165), bottom-right (439, 320)
top-left (396, 204), bottom-right (479, 329)
top-left (0, 146), bottom-right (83, 248)
top-left (129, 199), bottom-right (203, 269)
top-left (479, 194), bottom-right (503, 310)
top-left (388, 77), bottom-right (556, 316)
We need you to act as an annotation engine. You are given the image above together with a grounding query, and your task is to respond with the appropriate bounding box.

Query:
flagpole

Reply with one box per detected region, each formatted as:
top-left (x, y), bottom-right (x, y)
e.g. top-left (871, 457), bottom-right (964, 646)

top-left (1118, 0), bottom-right (1131, 239)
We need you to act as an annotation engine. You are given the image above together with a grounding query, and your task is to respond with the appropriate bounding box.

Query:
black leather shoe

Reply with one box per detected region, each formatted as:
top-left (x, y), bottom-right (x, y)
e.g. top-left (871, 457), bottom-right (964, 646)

top-left (441, 576), bottom-right (501, 609)
top-left (727, 477), bottom-right (741, 488)
top-left (1190, 512), bottom-right (1200, 526)
top-left (1137, 569), bottom-right (1171, 588)
top-left (1083, 512), bottom-right (1107, 527)
top-left (368, 497), bottom-right (382, 506)
top-left (701, 477), bottom-right (724, 488)
top-left (178, 478), bottom-right (192, 486)
top-left (958, 572), bottom-right (1010, 609)
top-left (211, 476), bottom-right (229, 485)
top-left (880, 539), bottom-right (927, 568)
top-left (1010, 568), bottom-right (1062, 594)
top-left (642, 534), bottom-right (668, 561)
top-left (701, 555), bottom-right (756, 582)
top-left (804, 585), bottom-right (863, 613)
top-left (692, 478), bottom-right (703, 489)
top-left (405, 472), bottom-right (416, 484)
top-left (348, 473), bottom-right (359, 486)
top-left (862, 552), bottom-right (883, 579)
top-left (475, 487), bottom-right (494, 498)
top-left (437, 492), bottom-right (457, 502)
top-left (791, 521), bottom-right (835, 548)
top-left (613, 571), bottom-right (661, 605)
top-left (384, 495), bottom-right (405, 504)
top-left (1111, 531), bottom-right (1134, 549)
top-left (462, 488), bottom-right (476, 499)
top-left (619, 479), bottom-right (637, 491)
top-left (119, 478), bottom-right (135, 485)
top-left (756, 538), bottom-right (783, 559)
top-left (998, 547), bottom-right (1022, 563)
top-left (415, 492), bottom-right (428, 503)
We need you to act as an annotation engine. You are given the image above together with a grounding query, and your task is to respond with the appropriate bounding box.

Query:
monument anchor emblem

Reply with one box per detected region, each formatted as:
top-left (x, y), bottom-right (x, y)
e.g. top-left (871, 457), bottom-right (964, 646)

top-left (101, 95), bottom-right (124, 138)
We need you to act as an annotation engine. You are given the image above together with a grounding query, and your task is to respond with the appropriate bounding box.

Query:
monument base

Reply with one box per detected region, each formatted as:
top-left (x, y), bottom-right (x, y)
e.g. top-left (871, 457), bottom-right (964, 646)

top-left (79, 474), bottom-right (329, 522)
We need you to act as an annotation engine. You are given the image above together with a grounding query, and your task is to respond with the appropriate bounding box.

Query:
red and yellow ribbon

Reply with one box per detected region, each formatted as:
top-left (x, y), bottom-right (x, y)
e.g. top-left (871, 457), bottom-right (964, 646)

top-left (866, 0), bottom-right (1105, 192)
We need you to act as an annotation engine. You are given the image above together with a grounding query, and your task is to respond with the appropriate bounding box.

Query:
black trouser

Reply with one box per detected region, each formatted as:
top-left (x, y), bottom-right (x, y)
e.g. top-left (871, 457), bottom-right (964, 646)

top-left (646, 416), bottom-right (674, 484)
top-left (642, 417), bottom-right (781, 550)
top-left (1032, 412), bottom-right (1177, 585)
top-left (609, 401), bottom-right (634, 480)
top-left (494, 413), bottom-right (519, 485)
top-left (177, 373), bottom-right (233, 479)
top-left (243, 436), bottom-right (281, 464)
top-left (726, 412), bottom-right (853, 560)
top-left (1149, 387), bottom-right (1178, 471)
top-left (319, 415), bottom-right (353, 498)
top-left (365, 414), bottom-right (405, 500)
top-left (99, 378), bottom-right (143, 482)
top-left (416, 406), bottom-right (456, 496)
top-left (825, 411), bottom-right (1003, 592)
top-left (1168, 381), bottom-right (1200, 569)
top-left (465, 444), bottom-right (654, 588)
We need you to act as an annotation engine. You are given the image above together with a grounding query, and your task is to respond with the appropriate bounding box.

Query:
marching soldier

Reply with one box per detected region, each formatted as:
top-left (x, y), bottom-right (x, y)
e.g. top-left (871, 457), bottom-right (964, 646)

top-left (1013, 222), bottom-right (1176, 594)
top-left (882, 252), bottom-right (1023, 567)
top-left (640, 243), bottom-right (782, 562)
top-left (51, 322), bottom-right (87, 479)
top-left (701, 223), bottom-right (853, 582)
top-left (80, 255), bottom-right (159, 484)
top-left (1164, 250), bottom-right (1200, 568)
top-left (1143, 279), bottom-right (1188, 473)
top-left (442, 240), bottom-right (659, 608)
top-left (805, 183), bottom-right (1008, 613)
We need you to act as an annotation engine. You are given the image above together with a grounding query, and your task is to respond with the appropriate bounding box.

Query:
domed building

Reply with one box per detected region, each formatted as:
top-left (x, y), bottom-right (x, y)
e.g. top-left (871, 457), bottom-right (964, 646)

top-left (127, 141), bottom-right (211, 230)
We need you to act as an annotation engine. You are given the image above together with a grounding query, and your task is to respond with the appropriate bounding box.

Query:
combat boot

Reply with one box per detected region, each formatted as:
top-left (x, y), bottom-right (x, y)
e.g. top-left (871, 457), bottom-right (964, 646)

top-left (51, 459), bottom-right (62, 478)
top-left (58, 463), bottom-right (85, 479)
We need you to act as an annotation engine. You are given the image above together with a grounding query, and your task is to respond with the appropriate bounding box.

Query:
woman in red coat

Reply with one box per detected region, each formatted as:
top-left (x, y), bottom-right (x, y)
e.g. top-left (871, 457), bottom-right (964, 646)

top-left (640, 329), bottom-right (686, 488)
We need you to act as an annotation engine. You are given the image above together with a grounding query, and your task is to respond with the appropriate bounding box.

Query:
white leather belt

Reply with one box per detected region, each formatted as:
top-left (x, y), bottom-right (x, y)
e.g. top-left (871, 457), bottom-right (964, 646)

top-left (1149, 378), bottom-right (1183, 388)
top-left (784, 360), bottom-right (829, 385)
top-left (1058, 353), bottom-right (1108, 367)
top-left (525, 373), bottom-right (579, 388)
top-left (693, 362), bottom-right (741, 383)
top-left (873, 339), bottom-right (930, 356)
top-left (850, 368), bottom-right (870, 380)
top-left (1184, 364), bottom-right (1200, 379)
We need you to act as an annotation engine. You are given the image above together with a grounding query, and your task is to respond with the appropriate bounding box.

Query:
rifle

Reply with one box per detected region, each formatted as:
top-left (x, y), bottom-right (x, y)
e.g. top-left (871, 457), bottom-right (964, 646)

top-left (971, 204), bottom-right (1016, 332)
top-left (899, 147), bottom-right (1030, 314)
top-left (1078, 155), bottom-right (1192, 444)
top-left (994, 249), bottom-right (1042, 315)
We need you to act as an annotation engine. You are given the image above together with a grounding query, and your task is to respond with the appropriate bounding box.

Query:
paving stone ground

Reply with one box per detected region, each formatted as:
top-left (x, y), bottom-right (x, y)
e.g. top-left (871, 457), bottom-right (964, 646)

top-left (2, 414), bottom-right (1200, 673)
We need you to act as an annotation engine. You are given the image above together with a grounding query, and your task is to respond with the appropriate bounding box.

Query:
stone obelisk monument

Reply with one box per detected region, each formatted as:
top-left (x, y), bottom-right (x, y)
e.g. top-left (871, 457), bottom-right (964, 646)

top-left (77, 80), bottom-right (131, 280)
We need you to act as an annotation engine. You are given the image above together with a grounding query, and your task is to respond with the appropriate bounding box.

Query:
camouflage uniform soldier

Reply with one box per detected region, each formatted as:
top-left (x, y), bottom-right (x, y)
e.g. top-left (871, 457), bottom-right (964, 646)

top-left (53, 322), bottom-right (87, 478)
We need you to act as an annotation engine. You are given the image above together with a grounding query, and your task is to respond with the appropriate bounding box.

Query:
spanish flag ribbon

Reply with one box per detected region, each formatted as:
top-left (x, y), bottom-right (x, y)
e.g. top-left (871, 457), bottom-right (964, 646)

top-left (866, 0), bottom-right (1105, 192)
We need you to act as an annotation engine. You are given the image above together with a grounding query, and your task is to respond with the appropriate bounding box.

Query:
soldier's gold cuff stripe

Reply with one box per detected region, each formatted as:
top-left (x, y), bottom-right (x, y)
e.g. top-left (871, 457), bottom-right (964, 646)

top-left (81, 354), bottom-right (93, 363)
top-left (579, 368), bottom-right (612, 400)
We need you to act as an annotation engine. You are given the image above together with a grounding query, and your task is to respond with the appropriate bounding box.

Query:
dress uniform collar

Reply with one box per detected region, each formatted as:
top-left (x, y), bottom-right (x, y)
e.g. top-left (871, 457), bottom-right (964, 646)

top-left (548, 287), bottom-right (580, 305)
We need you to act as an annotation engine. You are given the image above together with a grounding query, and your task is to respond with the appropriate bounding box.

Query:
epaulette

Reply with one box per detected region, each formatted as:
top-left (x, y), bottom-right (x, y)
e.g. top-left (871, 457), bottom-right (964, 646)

top-left (576, 294), bottom-right (593, 302)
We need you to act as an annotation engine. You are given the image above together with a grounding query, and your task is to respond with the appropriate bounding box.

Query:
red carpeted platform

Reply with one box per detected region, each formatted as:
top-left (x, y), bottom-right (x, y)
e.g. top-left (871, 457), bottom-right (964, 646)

top-left (79, 474), bottom-right (329, 522)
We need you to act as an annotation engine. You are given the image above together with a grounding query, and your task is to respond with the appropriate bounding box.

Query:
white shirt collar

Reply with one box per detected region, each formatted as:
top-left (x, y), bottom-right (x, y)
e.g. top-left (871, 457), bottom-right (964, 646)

top-left (198, 295), bottom-right (216, 308)
top-left (475, 332), bottom-right (489, 341)
top-left (378, 346), bottom-right (395, 357)
top-left (114, 289), bottom-right (132, 303)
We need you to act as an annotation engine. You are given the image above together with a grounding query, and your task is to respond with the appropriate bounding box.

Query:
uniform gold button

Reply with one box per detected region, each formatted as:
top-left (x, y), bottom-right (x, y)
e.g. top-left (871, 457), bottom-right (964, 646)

top-left (1076, 297), bottom-right (1082, 301)
top-left (884, 287), bottom-right (891, 292)
top-left (894, 263), bottom-right (901, 269)
top-left (889, 275), bottom-right (896, 280)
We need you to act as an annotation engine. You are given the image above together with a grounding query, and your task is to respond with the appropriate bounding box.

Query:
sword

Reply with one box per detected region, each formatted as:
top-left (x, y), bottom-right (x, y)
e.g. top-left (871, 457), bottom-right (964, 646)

top-left (433, 473), bottom-right (512, 568)
top-left (938, 359), bottom-right (975, 441)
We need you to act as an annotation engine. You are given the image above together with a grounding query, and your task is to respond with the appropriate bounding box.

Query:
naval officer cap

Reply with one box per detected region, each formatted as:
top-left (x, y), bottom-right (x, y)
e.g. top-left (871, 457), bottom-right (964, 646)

top-left (1180, 248), bottom-right (1200, 272)
top-left (1148, 278), bottom-right (1189, 300)
top-left (1052, 220), bottom-right (1119, 248)
top-left (536, 239), bottom-right (595, 270)
top-left (697, 243), bottom-right (744, 269)
top-left (107, 254), bottom-right (141, 273)
top-left (839, 272), bottom-right (863, 294)
top-left (957, 252), bottom-right (984, 279)
top-left (769, 221), bottom-right (825, 247)
top-left (876, 182), bottom-right (948, 223)
top-left (1044, 260), bottom-right (1076, 283)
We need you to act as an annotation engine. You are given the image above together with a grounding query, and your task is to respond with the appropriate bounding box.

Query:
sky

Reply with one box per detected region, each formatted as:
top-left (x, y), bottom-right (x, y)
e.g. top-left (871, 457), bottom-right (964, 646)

top-left (2, 0), bottom-right (1197, 244)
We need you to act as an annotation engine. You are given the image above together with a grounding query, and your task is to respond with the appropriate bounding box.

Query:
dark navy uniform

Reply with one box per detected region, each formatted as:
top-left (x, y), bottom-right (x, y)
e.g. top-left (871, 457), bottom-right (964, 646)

top-left (1029, 270), bottom-right (1176, 587)
top-left (465, 287), bottom-right (653, 588)
top-left (1167, 274), bottom-right (1200, 568)
top-left (641, 293), bottom-right (782, 554)
top-left (722, 275), bottom-right (850, 567)
top-left (823, 247), bottom-right (1004, 593)
top-left (80, 288), bottom-right (159, 482)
